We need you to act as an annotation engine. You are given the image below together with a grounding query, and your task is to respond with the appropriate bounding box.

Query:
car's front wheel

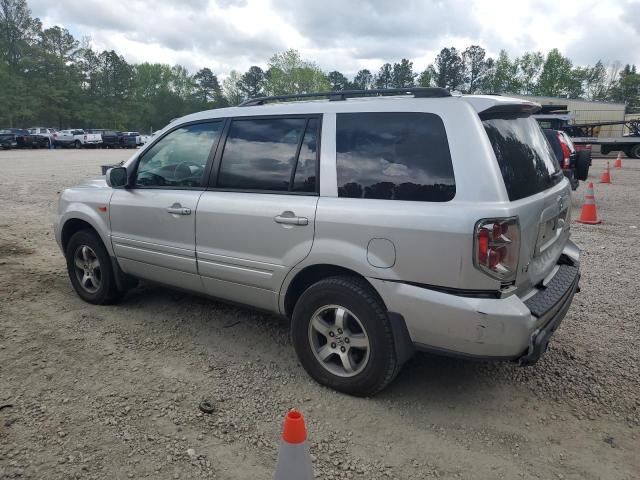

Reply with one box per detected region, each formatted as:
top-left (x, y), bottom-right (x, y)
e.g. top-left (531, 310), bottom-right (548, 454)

top-left (65, 230), bottom-right (122, 304)
top-left (291, 276), bottom-right (400, 396)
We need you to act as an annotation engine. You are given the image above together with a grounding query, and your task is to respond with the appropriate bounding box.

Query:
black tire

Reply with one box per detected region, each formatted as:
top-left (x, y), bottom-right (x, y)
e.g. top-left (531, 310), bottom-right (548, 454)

top-left (291, 276), bottom-right (400, 396)
top-left (65, 229), bottom-right (122, 305)
top-left (576, 150), bottom-right (590, 181)
top-left (630, 144), bottom-right (640, 160)
top-left (74, 140), bottom-right (81, 149)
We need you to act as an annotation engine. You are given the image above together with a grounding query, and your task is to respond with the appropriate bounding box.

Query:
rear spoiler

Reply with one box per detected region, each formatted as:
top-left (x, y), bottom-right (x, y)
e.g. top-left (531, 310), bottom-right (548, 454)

top-left (479, 102), bottom-right (541, 119)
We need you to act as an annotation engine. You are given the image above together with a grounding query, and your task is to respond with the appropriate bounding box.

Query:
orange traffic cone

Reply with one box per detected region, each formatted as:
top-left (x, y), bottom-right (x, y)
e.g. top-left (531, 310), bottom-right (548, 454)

top-left (599, 161), bottom-right (612, 183)
top-left (576, 182), bottom-right (601, 224)
top-left (613, 152), bottom-right (622, 169)
top-left (274, 409), bottom-right (314, 480)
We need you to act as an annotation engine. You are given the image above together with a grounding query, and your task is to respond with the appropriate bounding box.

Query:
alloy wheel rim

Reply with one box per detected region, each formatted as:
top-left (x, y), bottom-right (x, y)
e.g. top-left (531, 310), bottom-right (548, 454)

top-left (308, 305), bottom-right (370, 378)
top-left (73, 245), bottom-right (101, 293)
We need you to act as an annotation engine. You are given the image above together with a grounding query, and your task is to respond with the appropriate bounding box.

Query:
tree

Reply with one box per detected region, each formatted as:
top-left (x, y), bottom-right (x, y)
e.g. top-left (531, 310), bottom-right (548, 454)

top-left (431, 47), bottom-right (464, 90)
top-left (237, 65), bottom-right (265, 98)
top-left (263, 49), bottom-right (329, 95)
top-left (223, 70), bottom-right (244, 105)
top-left (582, 60), bottom-right (609, 100)
top-left (483, 50), bottom-right (520, 94)
top-left (517, 51), bottom-right (544, 95)
top-left (327, 70), bottom-right (349, 91)
top-left (610, 64), bottom-right (640, 112)
top-left (462, 45), bottom-right (488, 93)
top-left (0, 0), bottom-right (41, 70)
top-left (193, 67), bottom-right (221, 103)
top-left (374, 63), bottom-right (393, 89)
top-left (392, 59), bottom-right (415, 88)
top-left (537, 48), bottom-right (580, 97)
top-left (417, 68), bottom-right (432, 87)
top-left (353, 69), bottom-right (373, 90)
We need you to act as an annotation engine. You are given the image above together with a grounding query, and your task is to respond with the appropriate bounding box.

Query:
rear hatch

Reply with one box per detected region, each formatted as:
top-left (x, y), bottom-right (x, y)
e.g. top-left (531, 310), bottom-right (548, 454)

top-left (481, 112), bottom-right (571, 292)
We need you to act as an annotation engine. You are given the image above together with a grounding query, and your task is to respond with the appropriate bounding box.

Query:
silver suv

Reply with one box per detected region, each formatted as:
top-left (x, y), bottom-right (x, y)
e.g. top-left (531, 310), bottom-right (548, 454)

top-left (55, 88), bottom-right (580, 396)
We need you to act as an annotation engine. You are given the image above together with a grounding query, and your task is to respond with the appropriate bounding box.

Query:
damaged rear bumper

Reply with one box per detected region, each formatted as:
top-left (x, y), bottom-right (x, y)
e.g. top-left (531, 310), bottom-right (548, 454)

top-left (369, 242), bottom-right (580, 361)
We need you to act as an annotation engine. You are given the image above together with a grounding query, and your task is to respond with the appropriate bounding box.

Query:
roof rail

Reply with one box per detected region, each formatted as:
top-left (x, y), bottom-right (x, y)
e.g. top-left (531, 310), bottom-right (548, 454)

top-left (238, 87), bottom-right (451, 107)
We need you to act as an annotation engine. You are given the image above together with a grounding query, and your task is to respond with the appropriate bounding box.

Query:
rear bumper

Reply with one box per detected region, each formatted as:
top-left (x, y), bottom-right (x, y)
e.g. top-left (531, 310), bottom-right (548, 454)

top-left (369, 241), bottom-right (580, 361)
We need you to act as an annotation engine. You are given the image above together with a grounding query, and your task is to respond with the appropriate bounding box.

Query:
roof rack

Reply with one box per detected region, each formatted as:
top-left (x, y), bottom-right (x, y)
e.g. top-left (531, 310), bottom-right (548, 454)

top-left (238, 87), bottom-right (451, 107)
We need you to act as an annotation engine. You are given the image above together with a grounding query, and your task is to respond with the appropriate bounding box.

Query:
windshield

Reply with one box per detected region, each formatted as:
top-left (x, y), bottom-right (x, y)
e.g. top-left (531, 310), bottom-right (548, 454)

top-left (482, 114), bottom-right (562, 201)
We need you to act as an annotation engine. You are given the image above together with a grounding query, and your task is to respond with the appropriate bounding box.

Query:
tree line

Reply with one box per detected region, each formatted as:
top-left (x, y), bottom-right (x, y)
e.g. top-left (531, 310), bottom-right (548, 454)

top-left (1, 0), bottom-right (639, 131)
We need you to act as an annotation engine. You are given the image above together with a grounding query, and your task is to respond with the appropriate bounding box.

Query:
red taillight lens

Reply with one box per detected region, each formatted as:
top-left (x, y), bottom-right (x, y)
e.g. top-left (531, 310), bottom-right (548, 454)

top-left (557, 134), bottom-right (571, 169)
top-left (474, 218), bottom-right (519, 281)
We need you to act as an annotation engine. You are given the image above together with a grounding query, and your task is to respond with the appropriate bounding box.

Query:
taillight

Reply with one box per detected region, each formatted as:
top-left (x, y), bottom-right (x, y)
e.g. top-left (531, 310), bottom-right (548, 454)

top-left (557, 133), bottom-right (571, 169)
top-left (474, 217), bottom-right (519, 281)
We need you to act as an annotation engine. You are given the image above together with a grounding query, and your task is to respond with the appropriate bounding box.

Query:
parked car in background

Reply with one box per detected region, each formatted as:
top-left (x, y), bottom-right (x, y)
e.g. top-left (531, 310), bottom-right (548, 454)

top-left (52, 130), bottom-right (77, 148)
top-left (0, 128), bottom-right (45, 149)
top-left (59, 129), bottom-right (102, 148)
top-left (86, 129), bottom-right (123, 148)
top-left (543, 129), bottom-right (589, 190)
top-left (101, 130), bottom-right (124, 148)
top-left (55, 89), bottom-right (581, 396)
top-left (28, 127), bottom-right (58, 148)
top-left (122, 132), bottom-right (142, 148)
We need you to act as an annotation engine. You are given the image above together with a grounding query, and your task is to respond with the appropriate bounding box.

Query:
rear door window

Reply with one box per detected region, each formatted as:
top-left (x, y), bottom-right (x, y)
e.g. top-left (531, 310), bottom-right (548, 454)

top-left (336, 112), bottom-right (455, 202)
top-left (482, 114), bottom-right (562, 201)
top-left (216, 116), bottom-right (319, 193)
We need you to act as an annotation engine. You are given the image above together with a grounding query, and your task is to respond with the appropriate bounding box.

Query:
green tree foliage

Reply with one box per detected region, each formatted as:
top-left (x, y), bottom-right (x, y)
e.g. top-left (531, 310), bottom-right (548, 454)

top-left (462, 45), bottom-right (488, 93)
top-left (237, 65), bottom-right (265, 98)
top-left (391, 59), bottom-right (415, 88)
top-left (353, 69), bottom-right (373, 90)
top-left (1, 0), bottom-right (639, 129)
top-left (263, 49), bottom-right (329, 96)
top-left (374, 63), bottom-right (393, 89)
top-left (430, 47), bottom-right (464, 90)
top-left (327, 70), bottom-right (350, 91)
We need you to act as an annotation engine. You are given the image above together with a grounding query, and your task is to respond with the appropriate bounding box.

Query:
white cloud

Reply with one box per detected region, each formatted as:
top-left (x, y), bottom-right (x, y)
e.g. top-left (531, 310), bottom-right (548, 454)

top-left (28, 0), bottom-right (640, 77)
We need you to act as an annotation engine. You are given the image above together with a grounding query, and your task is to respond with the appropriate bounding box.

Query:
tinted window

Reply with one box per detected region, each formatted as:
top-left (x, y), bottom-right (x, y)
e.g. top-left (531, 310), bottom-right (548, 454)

top-left (218, 118), bottom-right (307, 191)
top-left (483, 115), bottom-right (561, 201)
top-left (135, 122), bottom-right (222, 188)
top-left (336, 112), bottom-right (455, 202)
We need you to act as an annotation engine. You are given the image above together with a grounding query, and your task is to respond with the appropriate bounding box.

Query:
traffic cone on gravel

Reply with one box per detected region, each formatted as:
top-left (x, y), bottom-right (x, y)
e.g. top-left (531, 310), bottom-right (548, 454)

top-left (576, 182), bottom-right (601, 224)
top-left (274, 409), bottom-right (314, 480)
top-left (613, 152), bottom-right (622, 169)
top-left (599, 161), bottom-right (612, 183)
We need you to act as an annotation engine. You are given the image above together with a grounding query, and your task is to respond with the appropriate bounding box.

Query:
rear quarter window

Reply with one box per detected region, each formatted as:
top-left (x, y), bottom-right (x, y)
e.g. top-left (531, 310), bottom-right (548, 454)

top-left (336, 112), bottom-right (455, 202)
top-left (482, 114), bottom-right (562, 201)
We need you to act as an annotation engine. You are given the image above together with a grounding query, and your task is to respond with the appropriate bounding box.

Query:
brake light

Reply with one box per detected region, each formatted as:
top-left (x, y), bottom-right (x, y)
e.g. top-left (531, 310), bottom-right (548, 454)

top-left (474, 217), bottom-right (519, 281)
top-left (557, 133), bottom-right (571, 169)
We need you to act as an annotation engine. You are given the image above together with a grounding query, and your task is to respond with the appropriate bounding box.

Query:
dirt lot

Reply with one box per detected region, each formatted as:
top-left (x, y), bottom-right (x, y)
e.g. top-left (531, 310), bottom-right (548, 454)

top-left (0, 149), bottom-right (638, 480)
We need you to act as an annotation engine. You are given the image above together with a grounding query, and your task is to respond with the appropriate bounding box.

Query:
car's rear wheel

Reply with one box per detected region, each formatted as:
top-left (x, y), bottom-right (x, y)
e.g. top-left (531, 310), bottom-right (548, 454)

top-left (65, 230), bottom-right (122, 304)
top-left (74, 140), bottom-right (81, 149)
top-left (630, 144), bottom-right (640, 159)
top-left (291, 276), bottom-right (400, 396)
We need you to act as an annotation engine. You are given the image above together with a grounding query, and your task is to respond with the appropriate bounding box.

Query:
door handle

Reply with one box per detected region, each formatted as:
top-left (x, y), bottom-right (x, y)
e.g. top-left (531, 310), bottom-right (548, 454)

top-left (274, 212), bottom-right (308, 226)
top-left (166, 206), bottom-right (191, 215)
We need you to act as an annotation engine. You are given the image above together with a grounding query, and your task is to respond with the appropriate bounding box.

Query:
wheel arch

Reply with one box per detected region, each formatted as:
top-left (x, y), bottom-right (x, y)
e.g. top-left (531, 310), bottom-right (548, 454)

top-left (281, 263), bottom-right (385, 319)
top-left (60, 211), bottom-right (112, 256)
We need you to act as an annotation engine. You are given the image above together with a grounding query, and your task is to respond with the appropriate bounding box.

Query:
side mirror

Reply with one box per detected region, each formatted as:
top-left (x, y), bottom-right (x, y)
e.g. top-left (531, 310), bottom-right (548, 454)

top-left (106, 167), bottom-right (128, 189)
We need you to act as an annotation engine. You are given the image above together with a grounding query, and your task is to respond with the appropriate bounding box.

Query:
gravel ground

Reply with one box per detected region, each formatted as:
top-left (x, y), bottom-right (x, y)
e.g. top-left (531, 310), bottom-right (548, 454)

top-left (0, 149), bottom-right (638, 480)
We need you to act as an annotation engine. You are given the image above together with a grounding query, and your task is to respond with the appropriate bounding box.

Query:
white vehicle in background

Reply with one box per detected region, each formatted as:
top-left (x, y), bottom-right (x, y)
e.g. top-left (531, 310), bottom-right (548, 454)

top-left (122, 131), bottom-right (143, 146)
top-left (28, 127), bottom-right (57, 148)
top-left (60, 129), bottom-right (102, 148)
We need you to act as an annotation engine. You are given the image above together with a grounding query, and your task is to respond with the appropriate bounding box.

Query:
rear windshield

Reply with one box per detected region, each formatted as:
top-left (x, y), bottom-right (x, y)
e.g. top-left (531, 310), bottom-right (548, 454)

top-left (482, 114), bottom-right (562, 201)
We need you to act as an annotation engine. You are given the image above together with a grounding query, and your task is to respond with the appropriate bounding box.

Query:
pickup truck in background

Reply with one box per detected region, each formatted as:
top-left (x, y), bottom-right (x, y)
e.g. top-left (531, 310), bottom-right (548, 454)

top-left (0, 128), bottom-right (48, 149)
top-left (28, 127), bottom-right (58, 148)
top-left (59, 129), bottom-right (102, 148)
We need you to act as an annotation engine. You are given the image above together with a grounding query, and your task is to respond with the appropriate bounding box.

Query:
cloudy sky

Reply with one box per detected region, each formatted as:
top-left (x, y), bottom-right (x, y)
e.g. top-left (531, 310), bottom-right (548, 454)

top-left (29, 0), bottom-right (639, 77)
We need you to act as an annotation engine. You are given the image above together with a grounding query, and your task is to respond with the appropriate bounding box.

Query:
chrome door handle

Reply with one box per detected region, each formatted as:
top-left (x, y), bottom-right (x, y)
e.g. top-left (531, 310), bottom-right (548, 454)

top-left (166, 206), bottom-right (191, 215)
top-left (274, 212), bottom-right (308, 226)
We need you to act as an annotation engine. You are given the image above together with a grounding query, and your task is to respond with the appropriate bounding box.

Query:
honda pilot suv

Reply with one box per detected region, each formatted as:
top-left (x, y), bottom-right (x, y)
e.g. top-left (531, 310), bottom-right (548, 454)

top-left (55, 88), bottom-right (580, 396)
